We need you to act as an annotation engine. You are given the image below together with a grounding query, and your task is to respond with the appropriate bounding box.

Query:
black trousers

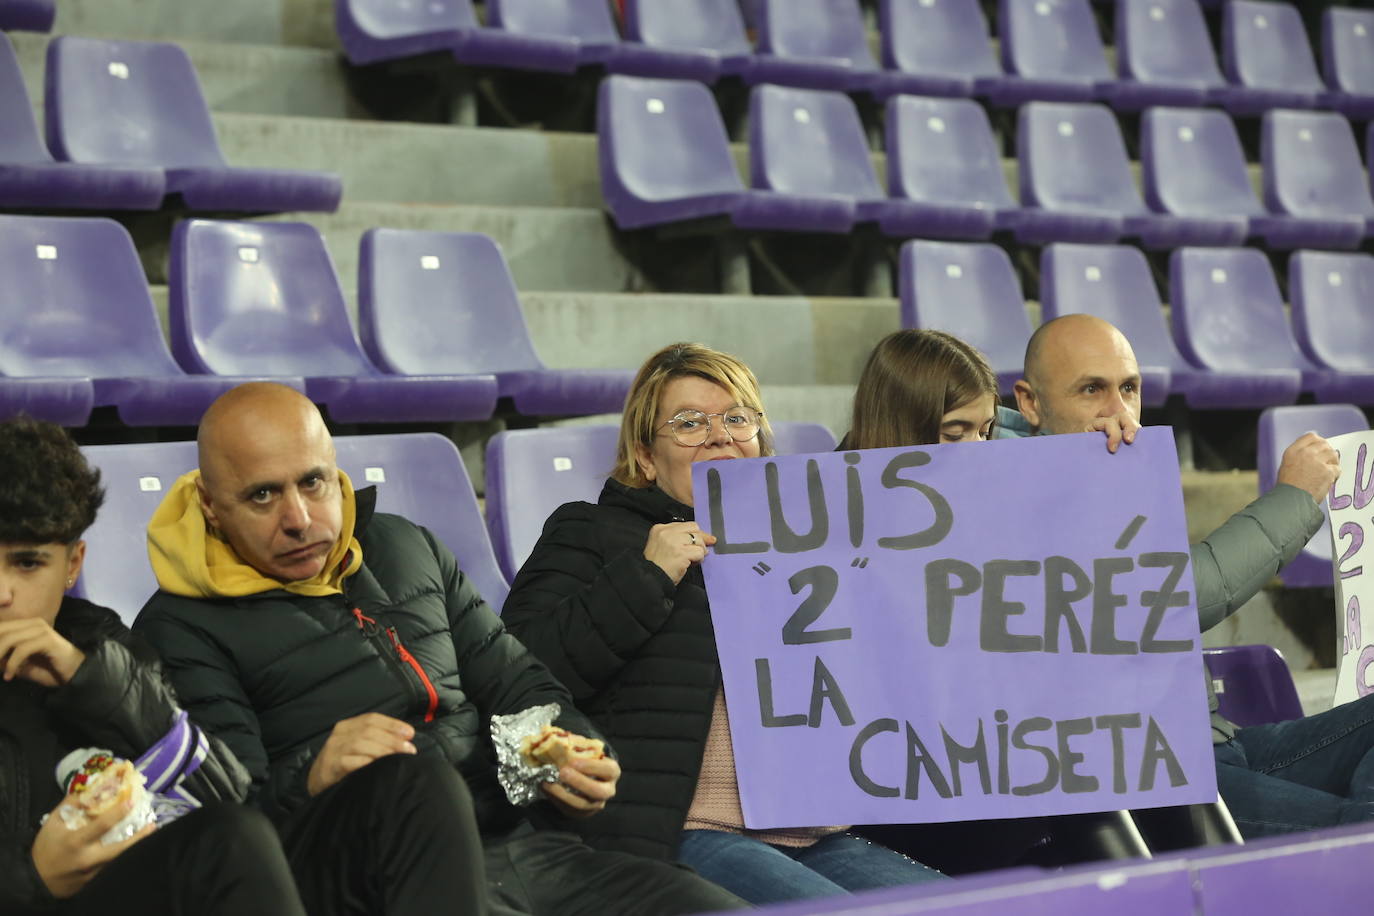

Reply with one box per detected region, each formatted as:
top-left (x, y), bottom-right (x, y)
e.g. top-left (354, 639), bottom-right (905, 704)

top-left (64, 803), bottom-right (306, 916)
top-left (483, 825), bottom-right (748, 916)
top-left (278, 753), bottom-right (489, 916)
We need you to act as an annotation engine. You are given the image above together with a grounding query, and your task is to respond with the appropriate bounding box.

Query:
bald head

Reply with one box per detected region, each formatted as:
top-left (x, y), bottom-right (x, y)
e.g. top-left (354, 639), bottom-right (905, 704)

top-left (196, 383), bottom-right (343, 582)
top-left (198, 383), bottom-right (329, 485)
top-left (1014, 314), bottom-right (1142, 435)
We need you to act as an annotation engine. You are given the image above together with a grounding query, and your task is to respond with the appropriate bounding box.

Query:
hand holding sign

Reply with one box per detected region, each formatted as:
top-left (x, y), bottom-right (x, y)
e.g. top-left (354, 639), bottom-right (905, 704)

top-left (1086, 411), bottom-right (1140, 454)
top-left (644, 522), bottom-right (716, 585)
top-left (1278, 432), bottom-right (1341, 503)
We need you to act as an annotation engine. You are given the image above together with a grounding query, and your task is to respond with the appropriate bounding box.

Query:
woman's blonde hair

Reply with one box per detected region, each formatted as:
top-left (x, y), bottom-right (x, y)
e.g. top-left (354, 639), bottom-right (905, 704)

top-left (613, 342), bottom-right (774, 488)
top-left (843, 329), bottom-right (998, 450)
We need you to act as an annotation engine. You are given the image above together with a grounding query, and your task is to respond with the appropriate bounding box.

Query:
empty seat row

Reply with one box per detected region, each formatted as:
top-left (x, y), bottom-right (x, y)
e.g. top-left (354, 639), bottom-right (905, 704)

top-left (0, 215), bottom-right (632, 427)
top-left (77, 422), bottom-right (839, 620)
top-left (905, 239), bottom-right (1374, 409)
top-left (0, 32), bottom-right (340, 212)
top-left (602, 76), bottom-right (1374, 251)
top-left (337, 0), bottom-right (1374, 118)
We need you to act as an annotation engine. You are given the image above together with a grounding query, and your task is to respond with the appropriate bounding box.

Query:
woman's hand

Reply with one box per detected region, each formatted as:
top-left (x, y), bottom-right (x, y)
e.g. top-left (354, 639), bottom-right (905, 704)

top-left (643, 522), bottom-right (715, 585)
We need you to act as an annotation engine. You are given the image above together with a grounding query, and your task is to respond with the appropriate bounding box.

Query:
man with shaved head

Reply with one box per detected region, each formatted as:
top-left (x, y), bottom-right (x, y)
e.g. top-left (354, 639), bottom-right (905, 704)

top-left (1005, 316), bottom-right (1374, 842)
top-left (135, 383), bottom-right (745, 915)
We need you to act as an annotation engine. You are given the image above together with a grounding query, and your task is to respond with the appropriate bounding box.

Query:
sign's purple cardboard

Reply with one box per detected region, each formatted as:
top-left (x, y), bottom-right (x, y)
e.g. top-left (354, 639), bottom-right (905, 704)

top-left (692, 428), bottom-right (1217, 827)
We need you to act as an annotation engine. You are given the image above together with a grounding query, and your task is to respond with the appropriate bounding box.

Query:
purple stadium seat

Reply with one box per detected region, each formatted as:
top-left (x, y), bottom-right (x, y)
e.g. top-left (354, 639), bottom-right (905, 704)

top-left (0, 214), bottom-right (299, 427)
top-left (357, 228), bottom-right (633, 417)
top-left (44, 37), bottom-right (342, 213)
top-left (771, 421), bottom-right (838, 456)
top-left (741, 0), bottom-right (881, 93)
top-left (1202, 645), bottom-right (1304, 727)
top-left (1170, 247), bottom-right (1329, 405)
top-left (0, 0), bottom-right (54, 31)
top-left (0, 31), bottom-right (164, 210)
top-left (1146, 107), bottom-right (1367, 251)
top-left (333, 433), bottom-right (510, 609)
top-left (0, 377), bottom-right (95, 426)
top-left (598, 75), bottom-right (866, 233)
top-left (1255, 109), bottom-right (1374, 250)
top-left (1016, 102), bottom-right (1246, 247)
top-left (1256, 403), bottom-right (1367, 587)
top-left (612, 0), bottom-right (753, 83)
top-left (79, 434), bottom-right (510, 620)
top-left (168, 219), bottom-right (499, 423)
top-left (456, 0), bottom-right (621, 74)
top-left (1289, 250), bottom-right (1374, 385)
top-left (1189, 822), bottom-right (1374, 916)
top-left (1323, 8), bottom-right (1374, 120)
top-left (76, 441), bottom-right (198, 621)
top-left (1106, 0), bottom-right (1228, 110)
top-left (1140, 107), bottom-right (1271, 239)
top-left (1216, 1), bottom-right (1324, 115)
top-left (716, 858), bottom-right (1194, 915)
top-left (987, 0), bottom-right (1114, 107)
top-left (485, 420), bottom-right (839, 583)
top-left (1041, 243), bottom-right (1300, 408)
top-left (485, 424), bottom-right (617, 582)
top-left (598, 75), bottom-right (742, 229)
top-left (899, 239), bottom-right (1032, 394)
top-left (748, 84), bottom-right (884, 230)
top-left (334, 0), bottom-right (473, 65)
top-left (873, 0), bottom-right (1007, 100)
top-left (880, 93), bottom-right (1021, 240)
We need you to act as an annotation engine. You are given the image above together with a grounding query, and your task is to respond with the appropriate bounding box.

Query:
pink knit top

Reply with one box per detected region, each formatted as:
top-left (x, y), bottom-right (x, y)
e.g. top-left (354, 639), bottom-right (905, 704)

top-left (682, 688), bottom-right (847, 847)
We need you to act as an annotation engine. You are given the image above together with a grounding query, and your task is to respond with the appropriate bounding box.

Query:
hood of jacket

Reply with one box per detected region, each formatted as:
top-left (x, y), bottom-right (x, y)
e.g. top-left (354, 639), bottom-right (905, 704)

top-left (146, 468), bottom-right (364, 600)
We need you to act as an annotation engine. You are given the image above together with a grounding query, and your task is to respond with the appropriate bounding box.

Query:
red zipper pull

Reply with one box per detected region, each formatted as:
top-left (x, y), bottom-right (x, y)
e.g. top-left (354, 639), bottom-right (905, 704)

top-left (352, 607), bottom-right (377, 632)
top-left (387, 626), bottom-right (440, 723)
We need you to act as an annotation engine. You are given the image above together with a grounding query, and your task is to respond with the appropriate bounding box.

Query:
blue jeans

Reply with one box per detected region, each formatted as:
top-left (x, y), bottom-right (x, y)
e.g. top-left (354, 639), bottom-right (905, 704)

top-left (676, 829), bottom-right (946, 905)
top-left (1216, 691), bottom-right (1374, 839)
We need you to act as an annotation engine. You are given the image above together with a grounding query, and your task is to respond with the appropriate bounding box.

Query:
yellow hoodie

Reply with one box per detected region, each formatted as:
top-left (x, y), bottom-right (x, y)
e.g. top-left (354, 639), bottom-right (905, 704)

top-left (147, 469), bottom-right (363, 599)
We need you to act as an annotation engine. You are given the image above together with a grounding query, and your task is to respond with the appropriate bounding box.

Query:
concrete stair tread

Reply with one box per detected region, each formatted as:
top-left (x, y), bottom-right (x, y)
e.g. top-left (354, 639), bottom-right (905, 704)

top-left (52, 0), bottom-right (339, 50)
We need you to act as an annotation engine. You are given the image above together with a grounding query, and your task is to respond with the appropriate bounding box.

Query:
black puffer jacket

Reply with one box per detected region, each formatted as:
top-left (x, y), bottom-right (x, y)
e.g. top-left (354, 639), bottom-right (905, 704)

top-left (503, 479), bottom-right (717, 861)
top-left (1, 598), bottom-right (250, 915)
top-left (134, 487), bottom-right (601, 832)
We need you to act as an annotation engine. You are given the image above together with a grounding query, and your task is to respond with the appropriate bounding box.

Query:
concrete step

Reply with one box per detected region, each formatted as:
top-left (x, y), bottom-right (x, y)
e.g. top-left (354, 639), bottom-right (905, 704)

top-left (210, 112), bottom-right (606, 209)
top-left (1293, 667), bottom-right (1336, 717)
top-left (52, 0), bottom-right (338, 49)
top-left (204, 113), bottom-right (1271, 228)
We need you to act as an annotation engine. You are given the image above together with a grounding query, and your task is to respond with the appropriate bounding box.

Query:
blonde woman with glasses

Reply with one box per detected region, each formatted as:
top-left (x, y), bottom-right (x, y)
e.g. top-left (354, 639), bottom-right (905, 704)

top-left (502, 343), bottom-right (946, 905)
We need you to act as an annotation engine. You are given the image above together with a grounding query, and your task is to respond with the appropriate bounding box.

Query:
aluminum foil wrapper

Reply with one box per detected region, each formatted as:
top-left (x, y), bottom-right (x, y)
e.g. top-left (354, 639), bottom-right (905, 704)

top-left (56, 751), bottom-right (157, 846)
top-left (492, 702), bottom-right (562, 806)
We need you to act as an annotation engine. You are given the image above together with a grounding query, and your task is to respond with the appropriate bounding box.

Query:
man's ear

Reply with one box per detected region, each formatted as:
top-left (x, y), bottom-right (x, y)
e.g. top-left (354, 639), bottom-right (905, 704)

top-left (65, 541), bottom-right (86, 588)
top-left (633, 442), bottom-right (657, 483)
top-left (196, 476), bottom-right (220, 531)
top-left (1013, 379), bottom-right (1042, 430)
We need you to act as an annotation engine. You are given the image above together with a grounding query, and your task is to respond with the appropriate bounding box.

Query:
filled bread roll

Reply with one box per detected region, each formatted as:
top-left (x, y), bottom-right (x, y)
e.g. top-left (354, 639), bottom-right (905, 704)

top-left (520, 726), bottom-right (605, 768)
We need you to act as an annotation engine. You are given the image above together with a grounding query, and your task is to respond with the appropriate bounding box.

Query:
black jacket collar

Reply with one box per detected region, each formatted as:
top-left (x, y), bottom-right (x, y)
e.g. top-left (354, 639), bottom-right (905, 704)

top-left (597, 478), bottom-right (695, 525)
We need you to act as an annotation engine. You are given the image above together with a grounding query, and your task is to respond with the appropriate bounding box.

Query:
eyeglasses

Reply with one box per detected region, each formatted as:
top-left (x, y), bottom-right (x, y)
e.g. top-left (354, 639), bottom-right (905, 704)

top-left (656, 406), bottom-right (764, 447)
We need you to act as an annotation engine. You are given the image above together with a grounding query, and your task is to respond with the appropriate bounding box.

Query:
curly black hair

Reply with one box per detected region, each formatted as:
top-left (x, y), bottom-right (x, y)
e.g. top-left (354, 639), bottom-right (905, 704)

top-left (0, 416), bottom-right (104, 544)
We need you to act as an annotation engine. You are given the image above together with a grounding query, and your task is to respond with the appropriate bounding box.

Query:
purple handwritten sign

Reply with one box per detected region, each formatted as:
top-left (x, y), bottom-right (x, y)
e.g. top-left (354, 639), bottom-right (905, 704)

top-left (692, 429), bottom-right (1217, 827)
